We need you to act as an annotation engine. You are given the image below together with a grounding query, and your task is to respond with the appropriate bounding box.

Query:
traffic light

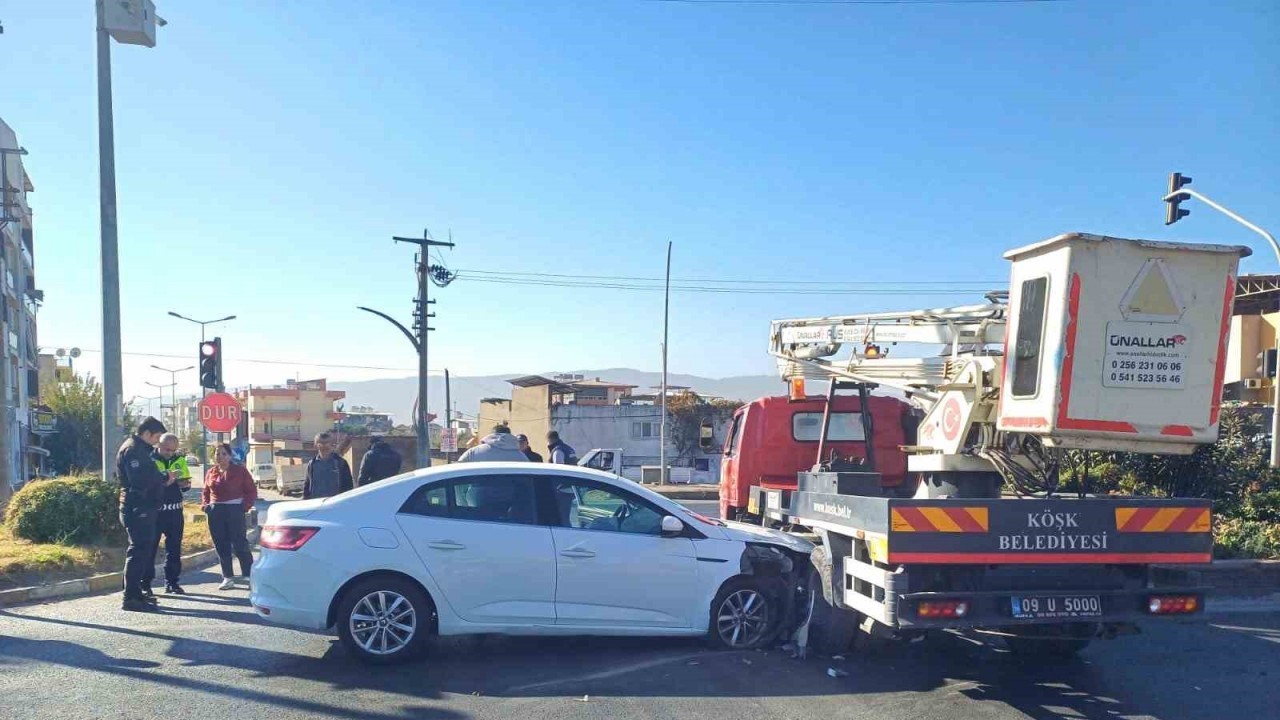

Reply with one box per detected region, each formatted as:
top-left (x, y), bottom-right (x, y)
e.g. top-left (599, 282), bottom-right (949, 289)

top-left (199, 337), bottom-right (223, 390)
top-left (1165, 172), bottom-right (1192, 225)
top-left (1256, 348), bottom-right (1277, 379)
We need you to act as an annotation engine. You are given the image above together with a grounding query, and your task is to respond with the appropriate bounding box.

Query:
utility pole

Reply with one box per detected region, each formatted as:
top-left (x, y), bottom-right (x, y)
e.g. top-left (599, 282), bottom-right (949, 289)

top-left (95, 1), bottom-right (165, 473)
top-left (1163, 174), bottom-right (1280, 467)
top-left (445, 368), bottom-right (453, 464)
top-left (359, 229), bottom-right (455, 470)
top-left (659, 241), bottom-right (672, 486)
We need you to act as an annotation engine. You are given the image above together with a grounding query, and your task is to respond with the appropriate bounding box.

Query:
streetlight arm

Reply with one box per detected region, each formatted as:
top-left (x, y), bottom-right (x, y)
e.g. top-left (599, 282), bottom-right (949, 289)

top-left (1165, 188), bottom-right (1279, 266)
top-left (357, 307), bottom-right (421, 353)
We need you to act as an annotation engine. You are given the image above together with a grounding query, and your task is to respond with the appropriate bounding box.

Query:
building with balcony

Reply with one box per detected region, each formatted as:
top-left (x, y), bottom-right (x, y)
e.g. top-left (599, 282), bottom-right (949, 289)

top-left (1, 118), bottom-right (44, 486)
top-left (235, 378), bottom-right (345, 465)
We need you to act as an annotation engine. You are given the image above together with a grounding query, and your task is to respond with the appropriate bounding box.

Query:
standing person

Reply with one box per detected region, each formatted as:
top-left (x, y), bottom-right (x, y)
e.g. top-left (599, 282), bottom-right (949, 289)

top-left (516, 434), bottom-right (543, 463)
top-left (144, 433), bottom-right (192, 595)
top-left (202, 443), bottom-right (257, 591)
top-left (303, 431), bottom-right (353, 499)
top-left (117, 417), bottom-right (170, 612)
top-left (457, 425), bottom-right (529, 462)
top-left (357, 436), bottom-right (402, 487)
top-left (546, 431), bottom-right (578, 465)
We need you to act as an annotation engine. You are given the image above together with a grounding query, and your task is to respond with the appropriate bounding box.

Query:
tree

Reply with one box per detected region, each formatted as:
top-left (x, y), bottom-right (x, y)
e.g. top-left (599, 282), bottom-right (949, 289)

top-left (665, 393), bottom-right (741, 462)
top-left (40, 374), bottom-right (138, 475)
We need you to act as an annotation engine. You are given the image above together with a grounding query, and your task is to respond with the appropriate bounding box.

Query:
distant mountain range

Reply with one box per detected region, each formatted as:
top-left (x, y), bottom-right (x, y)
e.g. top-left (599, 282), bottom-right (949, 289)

top-left (331, 369), bottom-right (785, 427)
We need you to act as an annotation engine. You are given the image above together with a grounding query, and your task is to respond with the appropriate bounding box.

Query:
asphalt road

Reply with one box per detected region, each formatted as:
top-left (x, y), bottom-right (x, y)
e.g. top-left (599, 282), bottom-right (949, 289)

top-left (2, 563), bottom-right (1277, 720)
top-left (3, 496), bottom-right (1276, 720)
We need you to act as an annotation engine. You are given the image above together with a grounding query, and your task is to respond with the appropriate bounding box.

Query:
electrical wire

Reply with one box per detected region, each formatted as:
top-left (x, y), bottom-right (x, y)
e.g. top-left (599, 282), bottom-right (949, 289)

top-left (458, 276), bottom-right (995, 295)
top-left (457, 268), bottom-right (999, 286)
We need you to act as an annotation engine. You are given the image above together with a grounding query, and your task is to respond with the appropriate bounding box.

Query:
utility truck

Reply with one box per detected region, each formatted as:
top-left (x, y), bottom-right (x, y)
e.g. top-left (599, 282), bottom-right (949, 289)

top-left (748, 232), bottom-right (1247, 655)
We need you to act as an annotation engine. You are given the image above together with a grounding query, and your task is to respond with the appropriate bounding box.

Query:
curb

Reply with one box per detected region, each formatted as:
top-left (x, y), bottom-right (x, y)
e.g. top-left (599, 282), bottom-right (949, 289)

top-left (647, 486), bottom-right (720, 501)
top-left (0, 527), bottom-right (260, 609)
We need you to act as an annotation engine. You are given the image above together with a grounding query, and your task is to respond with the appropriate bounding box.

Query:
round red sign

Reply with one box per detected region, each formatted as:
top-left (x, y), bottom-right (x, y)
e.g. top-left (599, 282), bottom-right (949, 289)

top-left (198, 392), bottom-right (243, 433)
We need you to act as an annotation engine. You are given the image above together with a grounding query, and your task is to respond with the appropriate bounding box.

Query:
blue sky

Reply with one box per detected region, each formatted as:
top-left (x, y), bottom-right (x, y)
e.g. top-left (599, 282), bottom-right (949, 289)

top-left (3, 0), bottom-right (1277, 410)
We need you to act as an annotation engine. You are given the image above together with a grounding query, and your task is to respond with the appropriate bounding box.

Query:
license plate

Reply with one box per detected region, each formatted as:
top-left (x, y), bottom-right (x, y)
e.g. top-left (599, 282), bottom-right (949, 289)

top-left (1011, 595), bottom-right (1102, 619)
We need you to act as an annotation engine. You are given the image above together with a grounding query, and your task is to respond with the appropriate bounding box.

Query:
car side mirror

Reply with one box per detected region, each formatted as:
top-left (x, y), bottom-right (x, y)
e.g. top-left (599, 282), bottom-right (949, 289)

top-left (661, 515), bottom-right (685, 537)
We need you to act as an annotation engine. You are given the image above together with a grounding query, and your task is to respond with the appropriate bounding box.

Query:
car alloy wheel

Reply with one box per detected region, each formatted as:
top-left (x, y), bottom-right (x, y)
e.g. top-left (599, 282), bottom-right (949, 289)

top-left (716, 588), bottom-right (770, 648)
top-left (348, 590), bottom-right (418, 656)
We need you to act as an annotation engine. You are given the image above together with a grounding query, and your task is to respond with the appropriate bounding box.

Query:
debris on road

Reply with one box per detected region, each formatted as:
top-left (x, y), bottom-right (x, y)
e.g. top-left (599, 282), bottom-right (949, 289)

top-left (577, 695), bottom-right (590, 703)
top-left (827, 667), bottom-right (849, 678)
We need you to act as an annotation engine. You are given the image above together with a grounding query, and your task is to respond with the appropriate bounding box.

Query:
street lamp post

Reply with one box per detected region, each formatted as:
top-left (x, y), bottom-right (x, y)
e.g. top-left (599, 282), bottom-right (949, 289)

top-left (1163, 176), bottom-right (1280, 467)
top-left (151, 364), bottom-right (193, 434)
top-left (167, 312), bottom-right (235, 458)
top-left (95, 0), bottom-right (165, 475)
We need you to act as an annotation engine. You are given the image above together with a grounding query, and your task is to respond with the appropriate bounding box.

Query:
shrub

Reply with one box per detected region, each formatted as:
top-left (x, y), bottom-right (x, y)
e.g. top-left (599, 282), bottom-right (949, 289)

top-left (3, 475), bottom-right (122, 545)
top-left (1214, 516), bottom-right (1280, 560)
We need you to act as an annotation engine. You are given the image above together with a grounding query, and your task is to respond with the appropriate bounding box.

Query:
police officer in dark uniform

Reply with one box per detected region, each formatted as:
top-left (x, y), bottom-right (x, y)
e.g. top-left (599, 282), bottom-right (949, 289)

top-left (117, 417), bottom-right (170, 612)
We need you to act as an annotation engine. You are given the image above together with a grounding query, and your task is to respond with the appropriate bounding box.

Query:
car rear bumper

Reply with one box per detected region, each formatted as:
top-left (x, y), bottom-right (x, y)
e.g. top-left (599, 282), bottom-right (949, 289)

top-left (249, 549), bottom-right (341, 631)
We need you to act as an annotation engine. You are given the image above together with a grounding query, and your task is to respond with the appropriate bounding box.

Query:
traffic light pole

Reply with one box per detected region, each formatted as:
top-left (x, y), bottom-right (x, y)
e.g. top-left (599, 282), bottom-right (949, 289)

top-left (1163, 184), bottom-right (1280, 467)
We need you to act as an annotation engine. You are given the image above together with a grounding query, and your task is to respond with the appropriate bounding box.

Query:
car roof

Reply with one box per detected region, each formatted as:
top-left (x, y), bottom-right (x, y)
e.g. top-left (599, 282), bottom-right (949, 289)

top-left (386, 462), bottom-right (682, 510)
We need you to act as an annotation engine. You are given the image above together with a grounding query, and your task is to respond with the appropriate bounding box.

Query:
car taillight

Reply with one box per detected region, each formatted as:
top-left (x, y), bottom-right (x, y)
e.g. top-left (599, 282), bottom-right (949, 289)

top-left (260, 526), bottom-right (319, 551)
top-left (917, 600), bottom-right (969, 618)
top-left (1147, 595), bottom-right (1199, 615)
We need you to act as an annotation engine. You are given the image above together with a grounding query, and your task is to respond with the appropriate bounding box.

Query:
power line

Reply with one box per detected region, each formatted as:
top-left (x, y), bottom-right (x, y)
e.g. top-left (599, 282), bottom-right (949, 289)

top-left (69, 348), bottom-right (420, 373)
top-left (459, 276), bottom-right (996, 295)
top-left (644, 0), bottom-right (1069, 5)
top-left (457, 268), bottom-right (997, 286)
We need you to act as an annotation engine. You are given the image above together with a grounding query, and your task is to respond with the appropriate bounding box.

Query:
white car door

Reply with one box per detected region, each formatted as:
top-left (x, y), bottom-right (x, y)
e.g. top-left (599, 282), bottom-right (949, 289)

top-left (396, 473), bottom-right (557, 625)
top-left (549, 476), bottom-right (701, 628)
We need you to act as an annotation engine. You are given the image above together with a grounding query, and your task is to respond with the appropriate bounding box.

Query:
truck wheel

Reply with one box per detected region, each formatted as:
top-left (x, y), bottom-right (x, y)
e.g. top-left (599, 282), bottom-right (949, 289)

top-left (806, 547), bottom-right (858, 655)
top-left (1005, 623), bottom-right (1095, 657)
top-left (709, 577), bottom-right (778, 650)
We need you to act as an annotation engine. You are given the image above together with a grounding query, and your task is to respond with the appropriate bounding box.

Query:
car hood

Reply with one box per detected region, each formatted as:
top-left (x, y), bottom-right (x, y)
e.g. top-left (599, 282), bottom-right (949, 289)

top-left (717, 520), bottom-right (814, 554)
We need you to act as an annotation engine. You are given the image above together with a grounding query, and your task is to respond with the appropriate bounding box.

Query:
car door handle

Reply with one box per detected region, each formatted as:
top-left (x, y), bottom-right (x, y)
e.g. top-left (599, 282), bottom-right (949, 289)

top-left (559, 549), bottom-right (596, 559)
top-left (427, 540), bottom-right (466, 551)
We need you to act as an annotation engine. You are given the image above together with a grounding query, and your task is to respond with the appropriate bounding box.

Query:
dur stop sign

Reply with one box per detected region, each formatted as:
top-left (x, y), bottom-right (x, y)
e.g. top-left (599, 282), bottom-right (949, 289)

top-left (199, 392), bottom-right (242, 433)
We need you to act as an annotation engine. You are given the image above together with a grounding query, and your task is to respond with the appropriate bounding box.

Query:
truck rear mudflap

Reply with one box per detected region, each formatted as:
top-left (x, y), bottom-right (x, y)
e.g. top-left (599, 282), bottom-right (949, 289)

top-left (792, 492), bottom-right (1213, 564)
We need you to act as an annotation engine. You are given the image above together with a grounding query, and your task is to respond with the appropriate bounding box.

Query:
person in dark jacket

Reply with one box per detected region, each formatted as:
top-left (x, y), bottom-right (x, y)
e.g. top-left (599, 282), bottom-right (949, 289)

top-left (516, 434), bottom-right (543, 463)
top-left (116, 416), bottom-right (169, 612)
top-left (144, 433), bottom-right (192, 595)
top-left (357, 436), bottom-right (402, 487)
top-left (303, 431), bottom-right (353, 499)
top-left (546, 431), bottom-right (578, 465)
top-left (202, 443), bottom-right (257, 590)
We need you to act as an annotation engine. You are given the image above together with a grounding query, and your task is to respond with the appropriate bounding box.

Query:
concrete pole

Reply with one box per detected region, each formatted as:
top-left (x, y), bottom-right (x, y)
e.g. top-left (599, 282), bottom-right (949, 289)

top-left (445, 368), bottom-right (452, 464)
top-left (96, 0), bottom-right (125, 475)
top-left (416, 256), bottom-right (430, 469)
top-left (659, 241), bottom-right (671, 485)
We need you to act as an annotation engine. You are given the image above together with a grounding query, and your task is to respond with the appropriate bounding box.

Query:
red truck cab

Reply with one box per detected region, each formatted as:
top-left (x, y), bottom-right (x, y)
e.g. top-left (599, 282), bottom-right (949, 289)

top-left (719, 394), bottom-right (915, 520)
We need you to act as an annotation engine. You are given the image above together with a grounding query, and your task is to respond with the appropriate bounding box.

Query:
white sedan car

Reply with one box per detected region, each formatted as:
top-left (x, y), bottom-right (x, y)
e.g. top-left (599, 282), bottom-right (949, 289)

top-left (251, 462), bottom-right (813, 663)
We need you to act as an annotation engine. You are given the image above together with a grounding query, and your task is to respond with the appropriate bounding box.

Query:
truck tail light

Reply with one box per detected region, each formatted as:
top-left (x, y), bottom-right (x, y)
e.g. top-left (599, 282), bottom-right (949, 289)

top-left (1147, 595), bottom-right (1199, 615)
top-left (917, 600), bottom-right (969, 618)
top-left (260, 526), bottom-right (319, 551)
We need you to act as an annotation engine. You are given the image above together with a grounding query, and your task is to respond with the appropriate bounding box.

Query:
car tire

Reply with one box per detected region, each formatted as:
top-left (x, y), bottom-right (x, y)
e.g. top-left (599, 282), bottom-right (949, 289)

top-left (708, 577), bottom-right (778, 650)
top-left (336, 576), bottom-right (435, 664)
top-left (806, 546), bottom-right (858, 655)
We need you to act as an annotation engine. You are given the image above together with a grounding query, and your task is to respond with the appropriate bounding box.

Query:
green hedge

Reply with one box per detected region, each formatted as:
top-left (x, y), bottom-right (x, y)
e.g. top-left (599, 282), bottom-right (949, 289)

top-left (4, 475), bottom-right (122, 545)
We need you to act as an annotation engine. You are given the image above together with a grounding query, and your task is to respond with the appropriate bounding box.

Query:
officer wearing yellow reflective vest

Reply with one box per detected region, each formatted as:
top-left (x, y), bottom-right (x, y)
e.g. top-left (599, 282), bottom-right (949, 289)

top-left (144, 433), bottom-right (193, 595)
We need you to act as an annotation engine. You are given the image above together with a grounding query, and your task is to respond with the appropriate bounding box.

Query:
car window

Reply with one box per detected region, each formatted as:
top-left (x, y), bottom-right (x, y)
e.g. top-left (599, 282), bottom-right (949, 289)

top-left (553, 479), bottom-right (664, 535)
top-left (452, 475), bottom-right (538, 525)
top-left (792, 412), bottom-right (865, 442)
top-left (399, 482), bottom-right (449, 518)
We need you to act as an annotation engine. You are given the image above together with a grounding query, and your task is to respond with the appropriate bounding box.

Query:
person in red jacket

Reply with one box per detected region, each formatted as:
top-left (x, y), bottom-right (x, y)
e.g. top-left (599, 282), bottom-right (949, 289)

top-left (202, 443), bottom-right (257, 590)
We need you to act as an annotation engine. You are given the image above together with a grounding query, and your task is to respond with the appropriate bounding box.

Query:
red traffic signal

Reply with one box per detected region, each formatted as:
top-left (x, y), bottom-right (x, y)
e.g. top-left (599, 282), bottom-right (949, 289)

top-left (199, 338), bottom-right (223, 390)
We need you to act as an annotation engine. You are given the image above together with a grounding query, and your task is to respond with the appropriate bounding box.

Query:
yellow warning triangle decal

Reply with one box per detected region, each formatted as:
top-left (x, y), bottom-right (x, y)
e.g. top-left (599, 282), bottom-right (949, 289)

top-left (1121, 259), bottom-right (1186, 322)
